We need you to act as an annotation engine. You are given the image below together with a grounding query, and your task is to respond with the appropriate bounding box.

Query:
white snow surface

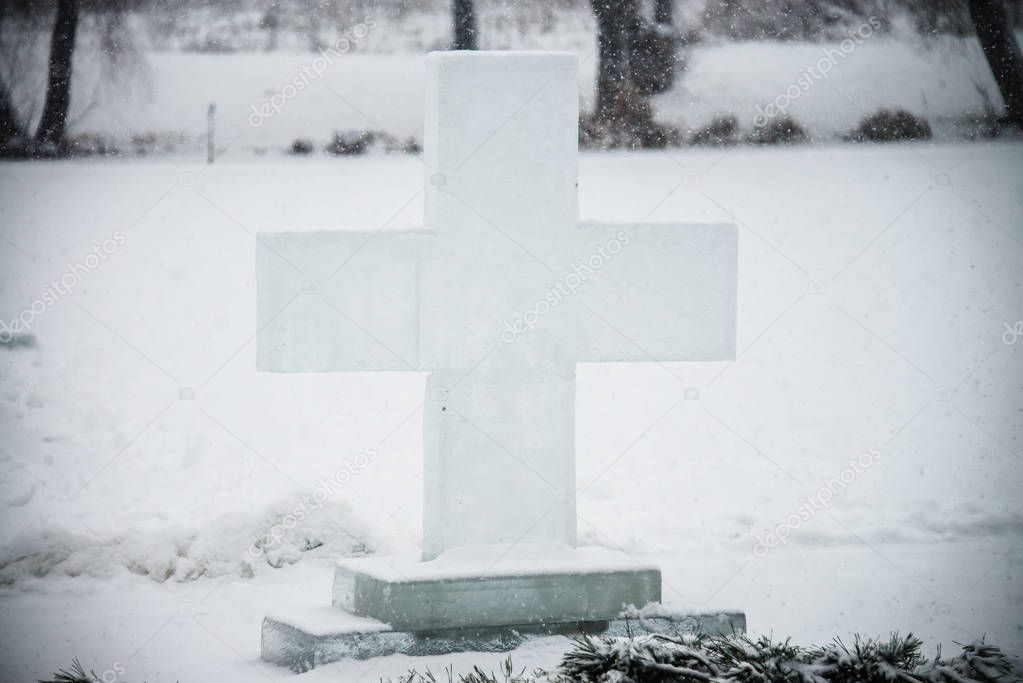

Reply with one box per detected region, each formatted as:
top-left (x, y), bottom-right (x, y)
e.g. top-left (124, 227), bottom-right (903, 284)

top-left (266, 605), bottom-right (393, 638)
top-left (0, 143), bottom-right (1021, 681)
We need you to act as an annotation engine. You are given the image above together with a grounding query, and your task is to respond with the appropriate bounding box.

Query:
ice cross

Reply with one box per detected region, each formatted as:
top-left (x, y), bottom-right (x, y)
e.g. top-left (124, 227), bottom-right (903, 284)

top-left (257, 51), bottom-right (737, 561)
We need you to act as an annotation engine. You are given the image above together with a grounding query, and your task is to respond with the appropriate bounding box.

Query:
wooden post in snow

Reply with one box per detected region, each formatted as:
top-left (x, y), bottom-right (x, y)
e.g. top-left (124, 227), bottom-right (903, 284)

top-left (207, 103), bottom-right (216, 164)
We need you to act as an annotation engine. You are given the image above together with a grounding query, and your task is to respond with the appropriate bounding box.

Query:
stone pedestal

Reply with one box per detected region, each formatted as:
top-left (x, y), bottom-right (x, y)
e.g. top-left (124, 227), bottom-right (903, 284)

top-left (333, 544), bottom-right (660, 630)
top-left (260, 544), bottom-right (746, 671)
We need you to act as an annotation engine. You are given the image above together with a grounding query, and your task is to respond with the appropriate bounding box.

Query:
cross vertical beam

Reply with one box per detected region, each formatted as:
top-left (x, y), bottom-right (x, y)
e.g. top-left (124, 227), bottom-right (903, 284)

top-left (421, 52), bottom-right (580, 559)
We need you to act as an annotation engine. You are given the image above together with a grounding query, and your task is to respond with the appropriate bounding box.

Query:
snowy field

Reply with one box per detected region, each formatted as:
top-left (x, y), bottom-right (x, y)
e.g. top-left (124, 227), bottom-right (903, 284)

top-left (0, 139), bottom-right (1021, 681)
top-left (29, 31), bottom-right (1015, 155)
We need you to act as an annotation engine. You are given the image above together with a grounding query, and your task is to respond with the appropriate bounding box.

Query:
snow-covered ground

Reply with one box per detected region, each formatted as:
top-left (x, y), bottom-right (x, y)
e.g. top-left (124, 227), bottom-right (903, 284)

top-left (0, 140), bottom-right (1020, 681)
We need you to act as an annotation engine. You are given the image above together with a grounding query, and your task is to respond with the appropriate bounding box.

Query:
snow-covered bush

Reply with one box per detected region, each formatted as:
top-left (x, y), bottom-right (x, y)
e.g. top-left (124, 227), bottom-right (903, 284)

top-left (689, 115), bottom-right (740, 146)
top-left (289, 137), bottom-right (315, 155)
top-left (40, 632), bottom-right (1020, 682)
top-left (747, 116), bottom-right (809, 145)
top-left (0, 331), bottom-right (36, 348)
top-left (555, 632), bottom-right (1019, 683)
top-left (849, 109), bottom-right (932, 142)
top-left (0, 498), bottom-right (372, 584)
top-left (326, 130), bottom-right (376, 155)
top-left (325, 130), bottom-right (421, 155)
top-left (579, 113), bottom-right (683, 150)
top-left (381, 633), bottom-right (1020, 683)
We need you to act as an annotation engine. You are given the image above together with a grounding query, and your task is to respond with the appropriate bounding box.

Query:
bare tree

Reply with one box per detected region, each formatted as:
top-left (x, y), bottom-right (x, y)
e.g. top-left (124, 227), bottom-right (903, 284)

top-left (654, 0), bottom-right (673, 25)
top-left (0, 0), bottom-right (79, 150)
top-left (591, 0), bottom-right (638, 122)
top-left (2, 0), bottom-right (146, 156)
top-left (35, 0), bottom-right (79, 147)
top-left (452, 0), bottom-right (477, 50)
top-left (0, 82), bottom-right (26, 145)
top-left (589, 0), bottom-right (677, 145)
top-left (968, 0), bottom-right (1023, 125)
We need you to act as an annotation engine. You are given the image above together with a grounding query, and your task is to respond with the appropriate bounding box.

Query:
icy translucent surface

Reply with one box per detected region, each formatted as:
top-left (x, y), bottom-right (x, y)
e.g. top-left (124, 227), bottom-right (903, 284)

top-left (335, 543), bottom-right (658, 582)
top-left (256, 52), bottom-right (737, 559)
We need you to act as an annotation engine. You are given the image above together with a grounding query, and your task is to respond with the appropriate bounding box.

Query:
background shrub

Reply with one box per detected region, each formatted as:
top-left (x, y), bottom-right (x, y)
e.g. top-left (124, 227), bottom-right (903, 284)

top-left (690, 114), bottom-right (740, 146)
top-left (747, 116), bottom-right (809, 145)
top-left (850, 109), bottom-right (933, 142)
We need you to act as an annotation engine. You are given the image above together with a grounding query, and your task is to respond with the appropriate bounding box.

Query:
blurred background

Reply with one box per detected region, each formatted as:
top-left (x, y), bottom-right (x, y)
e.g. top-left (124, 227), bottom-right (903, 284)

top-left (2, 0), bottom-right (1021, 158)
top-left (1, 2), bottom-right (1022, 681)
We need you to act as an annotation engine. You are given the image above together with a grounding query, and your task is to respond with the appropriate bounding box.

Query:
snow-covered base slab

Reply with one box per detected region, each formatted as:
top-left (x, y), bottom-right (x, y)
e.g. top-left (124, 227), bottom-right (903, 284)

top-left (262, 545), bottom-right (744, 670)
top-left (332, 544), bottom-right (660, 630)
top-left (261, 606), bottom-right (746, 672)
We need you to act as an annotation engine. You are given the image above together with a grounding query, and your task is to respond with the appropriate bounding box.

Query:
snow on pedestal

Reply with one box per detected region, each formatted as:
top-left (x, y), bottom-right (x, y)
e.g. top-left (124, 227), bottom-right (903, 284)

top-left (256, 50), bottom-right (741, 668)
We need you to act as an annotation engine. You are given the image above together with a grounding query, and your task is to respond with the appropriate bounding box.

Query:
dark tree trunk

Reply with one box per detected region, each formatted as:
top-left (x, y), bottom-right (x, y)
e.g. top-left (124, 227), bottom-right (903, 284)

top-left (968, 0), bottom-right (1023, 124)
top-left (0, 82), bottom-right (26, 146)
top-left (591, 0), bottom-right (636, 121)
top-left (654, 0), bottom-right (673, 25)
top-left (35, 0), bottom-right (79, 146)
top-left (452, 0), bottom-right (477, 50)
